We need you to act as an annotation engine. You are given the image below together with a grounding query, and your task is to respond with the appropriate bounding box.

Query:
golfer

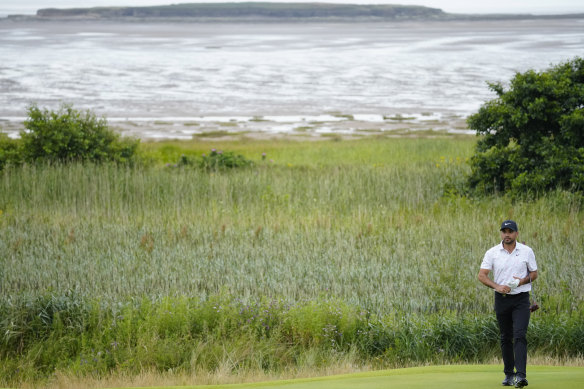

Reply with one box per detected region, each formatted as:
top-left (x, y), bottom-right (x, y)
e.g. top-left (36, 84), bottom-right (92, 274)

top-left (478, 220), bottom-right (538, 388)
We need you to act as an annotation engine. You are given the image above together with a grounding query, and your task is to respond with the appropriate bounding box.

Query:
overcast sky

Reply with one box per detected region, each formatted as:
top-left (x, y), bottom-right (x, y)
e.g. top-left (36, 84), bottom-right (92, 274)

top-left (3, 0), bottom-right (584, 15)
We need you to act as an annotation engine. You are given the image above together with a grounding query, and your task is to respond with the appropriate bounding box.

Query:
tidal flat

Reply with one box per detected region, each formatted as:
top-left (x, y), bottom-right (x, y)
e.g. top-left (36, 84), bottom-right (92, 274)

top-left (1, 18), bottom-right (583, 139)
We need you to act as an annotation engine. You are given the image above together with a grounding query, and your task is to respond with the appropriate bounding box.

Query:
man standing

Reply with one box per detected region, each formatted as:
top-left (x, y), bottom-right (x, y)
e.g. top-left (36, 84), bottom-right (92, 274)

top-left (478, 220), bottom-right (538, 388)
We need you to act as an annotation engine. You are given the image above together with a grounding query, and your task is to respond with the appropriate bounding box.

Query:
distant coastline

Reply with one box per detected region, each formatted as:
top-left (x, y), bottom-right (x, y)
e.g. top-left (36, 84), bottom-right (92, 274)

top-left (3, 2), bottom-right (584, 22)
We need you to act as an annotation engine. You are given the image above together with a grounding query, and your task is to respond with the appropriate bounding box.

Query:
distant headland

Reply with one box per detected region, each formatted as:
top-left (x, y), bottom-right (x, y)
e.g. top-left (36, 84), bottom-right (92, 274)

top-left (5, 2), bottom-right (584, 22)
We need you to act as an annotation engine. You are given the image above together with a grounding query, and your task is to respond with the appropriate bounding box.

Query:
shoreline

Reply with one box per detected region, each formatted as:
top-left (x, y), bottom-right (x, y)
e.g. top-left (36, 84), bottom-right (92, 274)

top-left (1, 111), bottom-right (472, 141)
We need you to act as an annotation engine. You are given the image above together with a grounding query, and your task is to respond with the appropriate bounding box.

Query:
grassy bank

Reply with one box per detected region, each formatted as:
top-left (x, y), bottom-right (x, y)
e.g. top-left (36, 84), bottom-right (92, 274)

top-left (1, 137), bottom-right (583, 387)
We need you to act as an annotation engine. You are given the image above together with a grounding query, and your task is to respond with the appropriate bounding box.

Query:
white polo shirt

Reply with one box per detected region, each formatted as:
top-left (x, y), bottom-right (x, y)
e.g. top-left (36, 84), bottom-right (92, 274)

top-left (480, 241), bottom-right (537, 294)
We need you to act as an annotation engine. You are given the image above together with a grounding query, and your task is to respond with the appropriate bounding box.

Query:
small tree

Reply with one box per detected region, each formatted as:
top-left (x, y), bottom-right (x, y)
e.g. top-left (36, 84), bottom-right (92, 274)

top-left (20, 104), bottom-right (139, 164)
top-left (467, 57), bottom-right (584, 196)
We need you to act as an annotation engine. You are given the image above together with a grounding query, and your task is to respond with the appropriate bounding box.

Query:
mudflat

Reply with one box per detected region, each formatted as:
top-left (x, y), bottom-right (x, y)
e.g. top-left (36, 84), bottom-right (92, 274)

top-left (1, 18), bottom-right (582, 139)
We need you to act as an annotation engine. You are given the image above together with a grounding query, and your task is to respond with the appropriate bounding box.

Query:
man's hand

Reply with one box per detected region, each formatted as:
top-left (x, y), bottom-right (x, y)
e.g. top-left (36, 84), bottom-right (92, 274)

top-left (495, 284), bottom-right (511, 294)
top-left (479, 268), bottom-right (511, 293)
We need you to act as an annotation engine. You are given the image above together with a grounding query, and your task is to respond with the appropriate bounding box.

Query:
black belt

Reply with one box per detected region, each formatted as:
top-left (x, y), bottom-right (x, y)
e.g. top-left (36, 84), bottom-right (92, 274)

top-left (497, 291), bottom-right (528, 298)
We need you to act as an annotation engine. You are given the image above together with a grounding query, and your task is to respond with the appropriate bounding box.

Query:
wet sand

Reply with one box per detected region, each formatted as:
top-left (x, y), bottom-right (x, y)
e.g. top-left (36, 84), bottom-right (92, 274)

top-left (1, 111), bottom-right (471, 141)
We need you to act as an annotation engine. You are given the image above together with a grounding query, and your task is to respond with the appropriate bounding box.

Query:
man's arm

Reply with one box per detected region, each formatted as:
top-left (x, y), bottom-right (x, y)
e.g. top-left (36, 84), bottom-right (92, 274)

top-left (478, 268), bottom-right (511, 294)
top-left (515, 270), bottom-right (538, 287)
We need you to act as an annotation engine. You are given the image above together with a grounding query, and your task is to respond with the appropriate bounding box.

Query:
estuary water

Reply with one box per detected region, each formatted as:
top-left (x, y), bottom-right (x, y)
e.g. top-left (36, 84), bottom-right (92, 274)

top-left (0, 18), bottom-right (583, 138)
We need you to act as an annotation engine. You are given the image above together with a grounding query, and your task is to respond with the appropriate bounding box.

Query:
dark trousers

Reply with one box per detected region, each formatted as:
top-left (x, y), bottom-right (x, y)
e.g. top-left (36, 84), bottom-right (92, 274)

top-left (494, 292), bottom-right (531, 378)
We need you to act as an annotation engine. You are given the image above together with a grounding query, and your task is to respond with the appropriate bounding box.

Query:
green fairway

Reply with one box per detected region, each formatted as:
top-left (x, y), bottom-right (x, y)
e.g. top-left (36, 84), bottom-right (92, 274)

top-left (109, 365), bottom-right (584, 389)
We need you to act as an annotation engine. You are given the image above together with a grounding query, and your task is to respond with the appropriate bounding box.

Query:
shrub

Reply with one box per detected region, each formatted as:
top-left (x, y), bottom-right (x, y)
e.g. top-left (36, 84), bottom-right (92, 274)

top-left (0, 133), bottom-right (22, 170)
top-left (200, 148), bottom-right (253, 171)
top-left (467, 57), bottom-right (584, 196)
top-left (20, 104), bottom-right (139, 164)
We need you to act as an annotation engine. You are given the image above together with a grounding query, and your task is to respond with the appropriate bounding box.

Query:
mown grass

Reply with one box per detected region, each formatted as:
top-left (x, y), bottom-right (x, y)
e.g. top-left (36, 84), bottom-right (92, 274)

top-left (11, 364), bottom-right (584, 389)
top-left (144, 365), bottom-right (584, 389)
top-left (0, 136), bottom-right (583, 387)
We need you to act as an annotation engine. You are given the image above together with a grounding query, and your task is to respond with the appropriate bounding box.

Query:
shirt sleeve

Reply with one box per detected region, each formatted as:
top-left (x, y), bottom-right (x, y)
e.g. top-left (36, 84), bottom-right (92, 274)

top-left (480, 249), bottom-right (493, 270)
top-left (527, 248), bottom-right (537, 272)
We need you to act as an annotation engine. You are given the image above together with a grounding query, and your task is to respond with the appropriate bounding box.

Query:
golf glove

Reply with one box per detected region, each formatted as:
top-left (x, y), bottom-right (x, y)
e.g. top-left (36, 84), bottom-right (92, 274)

top-left (507, 279), bottom-right (520, 290)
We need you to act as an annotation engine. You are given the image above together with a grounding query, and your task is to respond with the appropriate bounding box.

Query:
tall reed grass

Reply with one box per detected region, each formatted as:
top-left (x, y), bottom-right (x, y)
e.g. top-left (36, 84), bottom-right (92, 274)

top-left (1, 157), bottom-right (581, 314)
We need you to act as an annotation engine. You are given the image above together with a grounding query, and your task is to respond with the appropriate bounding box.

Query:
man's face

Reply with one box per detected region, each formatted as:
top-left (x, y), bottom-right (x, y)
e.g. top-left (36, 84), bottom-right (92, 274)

top-left (500, 228), bottom-right (518, 245)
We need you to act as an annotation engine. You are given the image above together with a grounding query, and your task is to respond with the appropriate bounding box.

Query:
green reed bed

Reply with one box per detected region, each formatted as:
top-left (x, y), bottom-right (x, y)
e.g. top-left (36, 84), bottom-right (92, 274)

top-left (1, 162), bottom-right (581, 313)
top-left (0, 137), bottom-right (583, 385)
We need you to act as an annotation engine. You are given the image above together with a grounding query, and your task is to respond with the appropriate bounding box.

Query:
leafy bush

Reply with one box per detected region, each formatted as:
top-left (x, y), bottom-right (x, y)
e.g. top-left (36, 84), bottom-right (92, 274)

top-left (163, 149), bottom-right (254, 171)
top-left (200, 148), bottom-right (253, 171)
top-left (0, 133), bottom-right (22, 170)
top-left (467, 57), bottom-right (584, 196)
top-left (20, 104), bottom-right (139, 164)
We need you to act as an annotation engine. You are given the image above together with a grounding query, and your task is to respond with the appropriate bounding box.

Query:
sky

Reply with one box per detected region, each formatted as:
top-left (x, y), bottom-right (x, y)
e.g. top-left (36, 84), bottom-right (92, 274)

top-left (2, 0), bottom-right (584, 16)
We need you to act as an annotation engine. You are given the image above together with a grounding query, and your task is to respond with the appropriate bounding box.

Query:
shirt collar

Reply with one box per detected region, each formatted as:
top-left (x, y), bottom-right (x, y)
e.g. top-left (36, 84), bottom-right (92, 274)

top-left (500, 241), bottom-right (520, 252)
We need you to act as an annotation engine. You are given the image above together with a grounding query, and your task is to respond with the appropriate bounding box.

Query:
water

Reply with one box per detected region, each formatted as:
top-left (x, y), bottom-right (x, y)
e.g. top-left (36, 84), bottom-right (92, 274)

top-left (1, 18), bottom-right (583, 138)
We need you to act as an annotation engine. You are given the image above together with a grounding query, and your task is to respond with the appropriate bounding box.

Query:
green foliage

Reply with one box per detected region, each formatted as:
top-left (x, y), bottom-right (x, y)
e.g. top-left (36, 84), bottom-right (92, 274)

top-left (0, 133), bottom-right (22, 170)
top-left (200, 148), bottom-right (253, 171)
top-left (20, 104), bottom-right (139, 164)
top-left (282, 300), bottom-right (369, 348)
top-left (162, 149), bottom-right (254, 171)
top-left (368, 314), bottom-right (501, 363)
top-left (1, 294), bottom-right (582, 386)
top-left (467, 57), bottom-right (584, 196)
